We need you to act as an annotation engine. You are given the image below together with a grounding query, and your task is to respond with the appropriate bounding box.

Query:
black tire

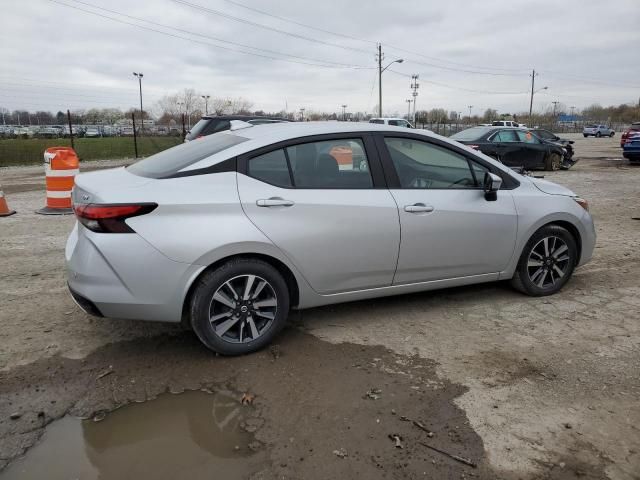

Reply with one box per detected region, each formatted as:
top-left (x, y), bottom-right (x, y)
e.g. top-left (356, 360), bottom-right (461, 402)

top-left (545, 152), bottom-right (562, 171)
top-left (596, 132), bottom-right (601, 138)
top-left (610, 132), bottom-right (615, 137)
top-left (510, 225), bottom-right (578, 297)
top-left (190, 258), bottom-right (290, 355)
top-left (583, 134), bottom-right (588, 138)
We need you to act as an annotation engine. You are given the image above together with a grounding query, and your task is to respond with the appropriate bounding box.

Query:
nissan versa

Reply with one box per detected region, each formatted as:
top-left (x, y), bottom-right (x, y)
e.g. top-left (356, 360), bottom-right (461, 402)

top-left (66, 122), bottom-right (595, 355)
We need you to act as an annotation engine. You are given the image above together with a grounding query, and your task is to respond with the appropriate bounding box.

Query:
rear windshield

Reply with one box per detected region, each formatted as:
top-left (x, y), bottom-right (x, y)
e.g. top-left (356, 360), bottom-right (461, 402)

top-left (369, 119), bottom-right (384, 124)
top-left (185, 118), bottom-right (231, 140)
top-left (450, 127), bottom-right (492, 141)
top-left (127, 133), bottom-right (248, 178)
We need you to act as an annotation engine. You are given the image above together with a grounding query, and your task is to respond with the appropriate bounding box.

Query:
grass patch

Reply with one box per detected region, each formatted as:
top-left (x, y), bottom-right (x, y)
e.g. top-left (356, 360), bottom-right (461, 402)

top-left (0, 137), bottom-right (183, 167)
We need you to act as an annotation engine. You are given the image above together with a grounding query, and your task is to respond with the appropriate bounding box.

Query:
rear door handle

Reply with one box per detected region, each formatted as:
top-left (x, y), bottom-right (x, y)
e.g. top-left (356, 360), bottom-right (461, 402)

top-left (256, 197), bottom-right (295, 207)
top-left (404, 203), bottom-right (434, 213)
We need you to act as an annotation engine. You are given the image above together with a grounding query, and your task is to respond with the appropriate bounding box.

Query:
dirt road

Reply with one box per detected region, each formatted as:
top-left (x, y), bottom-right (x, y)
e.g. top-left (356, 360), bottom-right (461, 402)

top-left (1, 133), bottom-right (638, 479)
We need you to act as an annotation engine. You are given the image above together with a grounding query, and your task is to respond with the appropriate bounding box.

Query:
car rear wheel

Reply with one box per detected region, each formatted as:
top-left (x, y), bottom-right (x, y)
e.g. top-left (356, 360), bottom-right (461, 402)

top-left (596, 132), bottom-right (602, 138)
top-left (583, 134), bottom-right (588, 138)
top-left (609, 132), bottom-right (615, 137)
top-left (190, 258), bottom-right (290, 355)
top-left (511, 225), bottom-right (578, 297)
top-left (545, 152), bottom-right (562, 171)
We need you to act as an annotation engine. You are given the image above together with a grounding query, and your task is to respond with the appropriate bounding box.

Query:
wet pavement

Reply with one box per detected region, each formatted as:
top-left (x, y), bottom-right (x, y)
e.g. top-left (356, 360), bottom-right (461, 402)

top-left (1, 391), bottom-right (264, 480)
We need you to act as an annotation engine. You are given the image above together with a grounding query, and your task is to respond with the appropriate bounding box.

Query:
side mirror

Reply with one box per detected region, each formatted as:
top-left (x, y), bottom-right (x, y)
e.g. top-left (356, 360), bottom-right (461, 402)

top-left (483, 172), bottom-right (502, 201)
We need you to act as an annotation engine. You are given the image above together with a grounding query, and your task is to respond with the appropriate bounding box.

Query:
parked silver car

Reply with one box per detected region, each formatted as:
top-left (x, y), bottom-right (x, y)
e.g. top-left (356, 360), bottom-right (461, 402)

top-left (66, 122), bottom-right (595, 355)
top-left (583, 124), bottom-right (614, 137)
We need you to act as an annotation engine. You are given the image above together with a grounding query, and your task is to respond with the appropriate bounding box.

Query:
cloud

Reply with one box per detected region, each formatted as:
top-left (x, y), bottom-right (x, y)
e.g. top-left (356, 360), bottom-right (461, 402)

top-left (0, 0), bottom-right (638, 117)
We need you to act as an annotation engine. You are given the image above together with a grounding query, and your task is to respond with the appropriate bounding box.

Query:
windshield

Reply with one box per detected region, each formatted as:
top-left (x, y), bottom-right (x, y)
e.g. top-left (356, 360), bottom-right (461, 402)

top-left (450, 127), bottom-right (493, 141)
top-left (127, 132), bottom-right (248, 178)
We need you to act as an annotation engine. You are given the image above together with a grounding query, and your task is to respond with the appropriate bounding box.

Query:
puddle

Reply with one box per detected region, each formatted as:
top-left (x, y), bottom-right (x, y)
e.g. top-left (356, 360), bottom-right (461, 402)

top-left (0, 390), bottom-right (265, 480)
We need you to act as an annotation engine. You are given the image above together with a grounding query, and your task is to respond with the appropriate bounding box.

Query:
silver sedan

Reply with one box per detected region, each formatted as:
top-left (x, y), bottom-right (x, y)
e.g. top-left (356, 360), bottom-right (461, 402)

top-left (66, 122), bottom-right (595, 355)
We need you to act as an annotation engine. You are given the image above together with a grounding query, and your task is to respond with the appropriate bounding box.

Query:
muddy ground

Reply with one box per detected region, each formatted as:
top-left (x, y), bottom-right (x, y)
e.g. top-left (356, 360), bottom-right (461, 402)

top-left (0, 133), bottom-right (639, 479)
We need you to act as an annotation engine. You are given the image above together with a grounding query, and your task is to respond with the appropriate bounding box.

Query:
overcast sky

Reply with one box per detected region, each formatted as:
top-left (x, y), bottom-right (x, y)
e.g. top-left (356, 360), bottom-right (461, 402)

top-left (1, 0), bottom-right (639, 117)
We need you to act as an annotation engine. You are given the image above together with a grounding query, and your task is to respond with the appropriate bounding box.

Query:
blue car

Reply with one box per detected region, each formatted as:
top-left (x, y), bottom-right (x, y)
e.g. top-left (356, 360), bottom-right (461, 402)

top-left (623, 132), bottom-right (640, 163)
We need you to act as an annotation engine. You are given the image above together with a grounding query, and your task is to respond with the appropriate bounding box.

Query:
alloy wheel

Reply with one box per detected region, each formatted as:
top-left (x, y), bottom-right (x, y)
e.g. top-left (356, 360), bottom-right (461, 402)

top-left (208, 274), bottom-right (277, 344)
top-left (526, 236), bottom-right (571, 288)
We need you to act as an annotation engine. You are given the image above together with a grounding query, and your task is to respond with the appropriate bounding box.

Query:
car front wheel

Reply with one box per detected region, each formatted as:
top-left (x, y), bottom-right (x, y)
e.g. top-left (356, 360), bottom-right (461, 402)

top-left (511, 225), bottom-right (578, 296)
top-left (545, 152), bottom-right (562, 171)
top-left (190, 258), bottom-right (290, 355)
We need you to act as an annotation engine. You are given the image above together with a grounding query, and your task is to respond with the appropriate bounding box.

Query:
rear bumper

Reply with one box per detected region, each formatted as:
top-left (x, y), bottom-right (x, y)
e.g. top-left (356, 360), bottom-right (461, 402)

top-left (65, 223), bottom-right (205, 323)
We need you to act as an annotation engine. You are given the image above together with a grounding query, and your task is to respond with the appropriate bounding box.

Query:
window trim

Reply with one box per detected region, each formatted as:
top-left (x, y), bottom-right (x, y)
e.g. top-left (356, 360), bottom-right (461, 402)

top-left (238, 133), bottom-right (388, 189)
top-left (374, 132), bottom-right (519, 190)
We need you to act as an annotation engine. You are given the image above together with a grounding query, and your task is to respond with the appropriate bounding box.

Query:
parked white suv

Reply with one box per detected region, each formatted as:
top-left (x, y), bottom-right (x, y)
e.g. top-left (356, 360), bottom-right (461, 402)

top-left (492, 120), bottom-right (520, 128)
top-left (369, 118), bottom-right (414, 128)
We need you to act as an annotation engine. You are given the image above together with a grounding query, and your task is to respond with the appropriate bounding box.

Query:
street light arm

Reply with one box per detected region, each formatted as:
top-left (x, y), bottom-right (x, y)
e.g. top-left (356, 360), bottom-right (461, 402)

top-left (381, 58), bottom-right (404, 73)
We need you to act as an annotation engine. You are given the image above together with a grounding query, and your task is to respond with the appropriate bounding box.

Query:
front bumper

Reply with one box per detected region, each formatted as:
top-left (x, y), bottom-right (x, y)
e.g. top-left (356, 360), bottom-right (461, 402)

top-left (65, 223), bottom-right (204, 323)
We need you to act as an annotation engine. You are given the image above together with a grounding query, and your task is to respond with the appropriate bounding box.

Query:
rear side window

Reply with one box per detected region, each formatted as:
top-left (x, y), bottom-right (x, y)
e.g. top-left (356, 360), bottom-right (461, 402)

top-left (127, 133), bottom-right (248, 178)
top-left (369, 119), bottom-right (384, 124)
top-left (248, 150), bottom-right (292, 187)
top-left (247, 138), bottom-right (373, 189)
top-left (492, 130), bottom-right (518, 142)
top-left (516, 130), bottom-right (539, 144)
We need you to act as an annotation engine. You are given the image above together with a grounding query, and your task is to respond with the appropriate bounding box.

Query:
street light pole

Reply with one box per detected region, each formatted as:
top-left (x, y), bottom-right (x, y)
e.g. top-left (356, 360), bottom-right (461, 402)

top-left (341, 104), bottom-right (347, 121)
top-left (406, 99), bottom-right (412, 121)
top-left (300, 108), bottom-right (305, 122)
top-left (377, 43), bottom-right (404, 117)
top-left (133, 72), bottom-right (144, 130)
top-left (468, 105), bottom-right (473, 124)
top-left (202, 95), bottom-right (210, 115)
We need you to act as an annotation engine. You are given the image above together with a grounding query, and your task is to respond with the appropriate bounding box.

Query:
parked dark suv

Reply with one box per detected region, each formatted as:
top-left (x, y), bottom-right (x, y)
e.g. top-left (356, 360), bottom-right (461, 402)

top-left (185, 115), bottom-right (290, 141)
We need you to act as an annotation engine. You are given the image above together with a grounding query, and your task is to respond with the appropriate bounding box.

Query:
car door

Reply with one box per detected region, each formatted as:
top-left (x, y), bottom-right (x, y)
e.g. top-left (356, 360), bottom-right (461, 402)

top-left (488, 129), bottom-right (520, 164)
top-left (237, 134), bottom-right (400, 294)
top-left (377, 135), bottom-right (518, 284)
top-left (515, 130), bottom-right (548, 168)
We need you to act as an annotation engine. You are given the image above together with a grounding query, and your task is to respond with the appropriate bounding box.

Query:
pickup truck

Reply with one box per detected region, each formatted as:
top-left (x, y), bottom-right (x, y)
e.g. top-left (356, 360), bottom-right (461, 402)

top-left (583, 124), bottom-right (614, 137)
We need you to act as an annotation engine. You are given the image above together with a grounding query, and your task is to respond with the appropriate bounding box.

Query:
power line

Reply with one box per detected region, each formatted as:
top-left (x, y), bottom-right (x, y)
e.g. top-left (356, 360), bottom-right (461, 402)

top-left (388, 70), bottom-right (527, 95)
top-left (223, 0), bottom-right (376, 45)
top-left (64, 0), bottom-right (372, 69)
top-left (47, 0), bottom-right (372, 69)
top-left (170, 0), bottom-right (372, 55)
top-left (221, 0), bottom-right (530, 75)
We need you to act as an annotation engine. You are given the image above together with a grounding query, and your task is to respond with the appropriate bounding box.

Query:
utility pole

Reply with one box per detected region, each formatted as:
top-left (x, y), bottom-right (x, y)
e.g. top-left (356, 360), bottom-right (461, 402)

top-left (410, 74), bottom-right (419, 125)
top-left (406, 99), bottom-right (412, 120)
top-left (552, 101), bottom-right (559, 124)
top-left (529, 69), bottom-right (537, 119)
top-left (202, 95), bottom-right (210, 115)
top-left (341, 104), bottom-right (347, 121)
top-left (300, 108), bottom-right (305, 121)
top-left (376, 43), bottom-right (404, 118)
top-left (378, 43), bottom-right (383, 118)
top-left (133, 72), bottom-right (144, 131)
top-left (468, 105), bottom-right (473, 124)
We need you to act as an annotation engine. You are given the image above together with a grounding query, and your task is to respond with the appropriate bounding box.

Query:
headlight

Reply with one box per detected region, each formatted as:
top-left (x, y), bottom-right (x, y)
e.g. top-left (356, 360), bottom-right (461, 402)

top-left (573, 197), bottom-right (589, 211)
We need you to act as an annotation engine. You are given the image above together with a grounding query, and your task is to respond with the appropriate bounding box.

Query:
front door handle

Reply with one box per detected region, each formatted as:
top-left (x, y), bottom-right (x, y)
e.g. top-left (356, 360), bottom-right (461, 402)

top-left (256, 197), bottom-right (295, 207)
top-left (404, 203), bottom-right (434, 213)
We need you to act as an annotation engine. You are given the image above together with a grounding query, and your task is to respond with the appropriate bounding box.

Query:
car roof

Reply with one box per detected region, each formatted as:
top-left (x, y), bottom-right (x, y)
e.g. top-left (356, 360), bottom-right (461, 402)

top-left (200, 115), bottom-right (289, 121)
top-left (369, 117), bottom-right (407, 121)
top-left (182, 121), bottom-right (507, 173)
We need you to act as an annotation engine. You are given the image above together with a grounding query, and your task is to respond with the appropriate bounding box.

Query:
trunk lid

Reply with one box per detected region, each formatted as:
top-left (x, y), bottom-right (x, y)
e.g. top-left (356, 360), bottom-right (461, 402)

top-left (73, 167), bottom-right (152, 204)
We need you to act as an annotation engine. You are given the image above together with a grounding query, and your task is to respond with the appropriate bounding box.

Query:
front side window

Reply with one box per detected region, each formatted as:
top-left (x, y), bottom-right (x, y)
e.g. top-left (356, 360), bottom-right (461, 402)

top-left (516, 130), bottom-right (540, 144)
top-left (384, 137), bottom-right (478, 189)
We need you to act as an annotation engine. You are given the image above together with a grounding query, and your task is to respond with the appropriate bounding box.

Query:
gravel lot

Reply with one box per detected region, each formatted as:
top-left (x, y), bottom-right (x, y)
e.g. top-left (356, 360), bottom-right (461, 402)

top-left (1, 133), bottom-right (639, 479)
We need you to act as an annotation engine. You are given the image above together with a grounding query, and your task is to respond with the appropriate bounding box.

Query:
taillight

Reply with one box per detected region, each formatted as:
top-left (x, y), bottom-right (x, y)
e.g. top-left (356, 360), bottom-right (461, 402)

top-left (73, 203), bottom-right (157, 233)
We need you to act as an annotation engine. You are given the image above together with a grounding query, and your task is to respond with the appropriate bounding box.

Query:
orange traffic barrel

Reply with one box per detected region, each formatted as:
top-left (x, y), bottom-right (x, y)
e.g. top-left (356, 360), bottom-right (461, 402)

top-left (36, 147), bottom-right (79, 215)
top-left (0, 185), bottom-right (16, 217)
